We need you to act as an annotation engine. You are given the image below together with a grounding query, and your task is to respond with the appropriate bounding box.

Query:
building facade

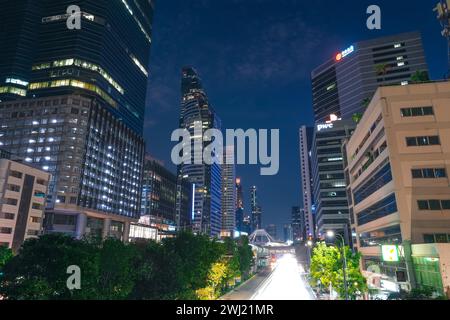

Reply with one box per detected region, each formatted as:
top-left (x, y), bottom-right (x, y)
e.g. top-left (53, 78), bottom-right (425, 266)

top-left (0, 158), bottom-right (50, 252)
top-left (141, 156), bottom-right (183, 235)
top-left (291, 206), bottom-right (303, 243)
top-left (266, 224), bottom-right (277, 240)
top-left (299, 126), bottom-right (315, 239)
top-left (311, 32), bottom-right (428, 123)
top-left (311, 119), bottom-right (355, 241)
top-left (177, 67), bottom-right (222, 237)
top-left (235, 177), bottom-right (245, 233)
top-left (250, 185), bottom-right (262, 231)
top-left (221, 146), bottom-right (236, 235)
top-left (0, 0), bottom-right (154, 241)
top-left (345, 81), bottom-right (450, 296)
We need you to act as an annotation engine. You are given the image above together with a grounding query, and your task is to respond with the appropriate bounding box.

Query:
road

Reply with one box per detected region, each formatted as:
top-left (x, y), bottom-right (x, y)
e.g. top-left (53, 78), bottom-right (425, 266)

top-left (222, 254), bottom-right (315, 300)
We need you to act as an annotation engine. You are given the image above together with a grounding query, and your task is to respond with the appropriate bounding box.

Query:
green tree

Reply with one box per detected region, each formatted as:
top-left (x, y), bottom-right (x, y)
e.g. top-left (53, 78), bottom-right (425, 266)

top-left (96, 238), bottom-right (137, 299)
top-left (310, 242), bottom-right (367, 300)
top-left (375, 63), bottom-right (391, 78)
top-left (0, 246), bottom-right (13, 271)
top-left (410, 70), bottom-right (430, 83)
top-left (237, 236), bottom-right (254, 279)
top-left (0, 234), bottom-right (100, 300)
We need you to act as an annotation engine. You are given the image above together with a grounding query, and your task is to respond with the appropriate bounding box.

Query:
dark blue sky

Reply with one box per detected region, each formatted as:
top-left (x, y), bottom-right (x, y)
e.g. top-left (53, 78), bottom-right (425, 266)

top-left (144, 0), bottom-right (446, 232)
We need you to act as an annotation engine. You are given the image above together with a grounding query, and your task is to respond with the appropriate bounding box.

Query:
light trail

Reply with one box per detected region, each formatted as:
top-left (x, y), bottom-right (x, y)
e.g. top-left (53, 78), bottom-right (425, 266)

top-left (251, 254), bottom-right (314, 300)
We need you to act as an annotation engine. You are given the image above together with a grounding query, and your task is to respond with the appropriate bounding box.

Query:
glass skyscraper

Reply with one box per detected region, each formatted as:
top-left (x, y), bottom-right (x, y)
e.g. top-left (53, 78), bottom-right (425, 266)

top-left (177, 67), bottom-right (222, 237)
top-left (0, 0), bottom-right (154, 240)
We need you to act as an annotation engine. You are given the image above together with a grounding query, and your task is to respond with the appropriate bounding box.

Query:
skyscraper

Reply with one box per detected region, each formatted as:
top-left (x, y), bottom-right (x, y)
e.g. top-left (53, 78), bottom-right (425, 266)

top-left (311, 32), bottom-right (428, 123)
top-left (291, 206), bottom-right (303, 243)
top-left (250, 186), bottom-right (262, 231)
top-left (299, 126), bottom-right (315, 239)
top-left (235, 177), bottom-right (244, 233)
top-left (0, 0), bottom-right (154, 241)
top-left (177, 67), bottom-right (222, 237)
top-left (266, 224), bottom-right (277, 240)
top-left (221, 146), bottom-right (236, 235)
top-left (311, 119), bottom-right (355, 241)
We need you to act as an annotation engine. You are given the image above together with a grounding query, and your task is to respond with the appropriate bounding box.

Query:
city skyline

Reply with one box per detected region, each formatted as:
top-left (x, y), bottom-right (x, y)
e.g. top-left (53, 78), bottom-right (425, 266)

top-left (144, 0), bottom-right (447, 230)
top-left (2, 0), bottom-right (450, 303)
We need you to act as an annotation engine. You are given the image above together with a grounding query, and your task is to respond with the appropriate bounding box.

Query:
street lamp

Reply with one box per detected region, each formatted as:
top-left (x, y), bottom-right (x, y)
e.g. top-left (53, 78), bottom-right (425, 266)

top-left (327, 230), bottom-right (349, 300)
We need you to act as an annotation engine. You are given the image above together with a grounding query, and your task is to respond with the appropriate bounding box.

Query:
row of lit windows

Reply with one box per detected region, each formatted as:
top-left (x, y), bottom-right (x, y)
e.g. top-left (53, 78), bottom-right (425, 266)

top-left (32, 58), bottom-right (124, 94)
top-left (0, 86), bottom-right (27, 96)
top-left (28, 79), bottom-right (117, 108)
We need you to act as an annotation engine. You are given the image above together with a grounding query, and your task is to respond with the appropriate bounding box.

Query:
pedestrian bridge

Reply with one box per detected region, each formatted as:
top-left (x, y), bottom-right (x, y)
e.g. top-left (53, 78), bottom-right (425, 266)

top-left (249, 229), bottom-right (295, 255)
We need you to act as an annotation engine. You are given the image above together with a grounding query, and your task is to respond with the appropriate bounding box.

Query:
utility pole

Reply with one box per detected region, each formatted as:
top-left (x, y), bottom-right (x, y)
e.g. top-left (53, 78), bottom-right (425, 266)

top-left (434, 0), bottom-right (450, 78)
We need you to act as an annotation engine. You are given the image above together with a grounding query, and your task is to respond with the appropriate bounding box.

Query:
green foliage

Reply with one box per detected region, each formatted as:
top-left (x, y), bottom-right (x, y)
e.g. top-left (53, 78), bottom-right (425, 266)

top-left (0, 234), bottom-right (100, 300)
top-left (410, 70), bottom-right (430, 83)
top-left (310, 242), bottom-right (367, 300)
top-left (375, 63), bottom-right (390, 76)
top-left (352, 113), bottom-right (363, 124)
top-left (0, 232), bottom-right (254, 300)
top-left (0, 246), bottom-right (13, 271)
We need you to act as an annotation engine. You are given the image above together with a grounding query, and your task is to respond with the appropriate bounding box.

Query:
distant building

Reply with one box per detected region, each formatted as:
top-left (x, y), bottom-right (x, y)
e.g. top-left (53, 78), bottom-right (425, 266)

top-left (266, 224), bottom-right (277, 240)
top-left (283, 224), bottom-right (293, 243)
top-left (345, 81), bottom-right (450, 296)
top-left (250, 186), bottom-right (262, 231)
top-left (221, 146), bottom-right (236, 235)
top-left (235, 177), bottom-right (245, 233)
top-left (311, 32), bottom-right (428, 123)
top-left (299, 126), bottom-right (315, 239)
top-left (0, 158), bottom-right (50, 253)
top-left (291, 206), bottom-right (303, 243)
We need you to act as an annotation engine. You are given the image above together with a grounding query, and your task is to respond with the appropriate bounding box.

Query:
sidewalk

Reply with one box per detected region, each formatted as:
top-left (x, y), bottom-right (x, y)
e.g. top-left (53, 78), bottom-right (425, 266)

top-left (220, 268), bottom-right (272, 300)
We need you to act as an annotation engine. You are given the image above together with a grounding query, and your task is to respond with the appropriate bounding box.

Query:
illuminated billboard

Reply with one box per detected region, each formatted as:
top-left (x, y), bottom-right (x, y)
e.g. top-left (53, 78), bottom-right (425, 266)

top-left (335, 45), bottom-right (355, 61)
top-left (382, 245), bottom-right (400, 262)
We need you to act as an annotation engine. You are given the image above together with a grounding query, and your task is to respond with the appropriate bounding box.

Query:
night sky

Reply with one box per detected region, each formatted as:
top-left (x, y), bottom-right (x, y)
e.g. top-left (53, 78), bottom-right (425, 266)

top-left (144, 0), bottom-right (446, 233)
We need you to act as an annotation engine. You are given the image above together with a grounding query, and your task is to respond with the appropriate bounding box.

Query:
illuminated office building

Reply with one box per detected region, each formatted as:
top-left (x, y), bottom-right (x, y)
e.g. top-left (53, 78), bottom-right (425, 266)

top-left (312, 32), bottom-right (428, 123)
top-left (0, 0), bottom-right (154, 240)
top-left (177, 67), bottom-right (222, 237)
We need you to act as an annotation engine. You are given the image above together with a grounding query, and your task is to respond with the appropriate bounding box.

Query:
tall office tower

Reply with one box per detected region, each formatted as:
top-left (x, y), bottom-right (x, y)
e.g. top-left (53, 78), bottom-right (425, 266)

top-left (235, 177), bottom-right (244, 233)
top-left (177, 67), bottom-right (222, 237)
top-left (291, 206), bottom-right (303, 243)
top-left (299, 126), bottom-right (315, 239)
top-left (311, 119), bottom-right (355, 242)
top-left (0, 0), bottom-right (154, 241)
top-left (311, 32), bottom-right (428, 123)
top-left (250, 186), bottom-right (262, 230)
top-left (345, 81), bottom-right (450, 296)
top-left (266, 224), bottom-right (277, 240)
top-left (221, 146), bottom-right (236, 235)
top-left (283, 224), bottom-right (293, 243)
top-left (141, 156), bottom-right (179, 233)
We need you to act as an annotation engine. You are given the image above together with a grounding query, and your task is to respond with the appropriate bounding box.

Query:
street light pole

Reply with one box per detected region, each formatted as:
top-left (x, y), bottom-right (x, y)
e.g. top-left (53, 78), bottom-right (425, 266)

top-left (327, 231), bottom-right (349, 300)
